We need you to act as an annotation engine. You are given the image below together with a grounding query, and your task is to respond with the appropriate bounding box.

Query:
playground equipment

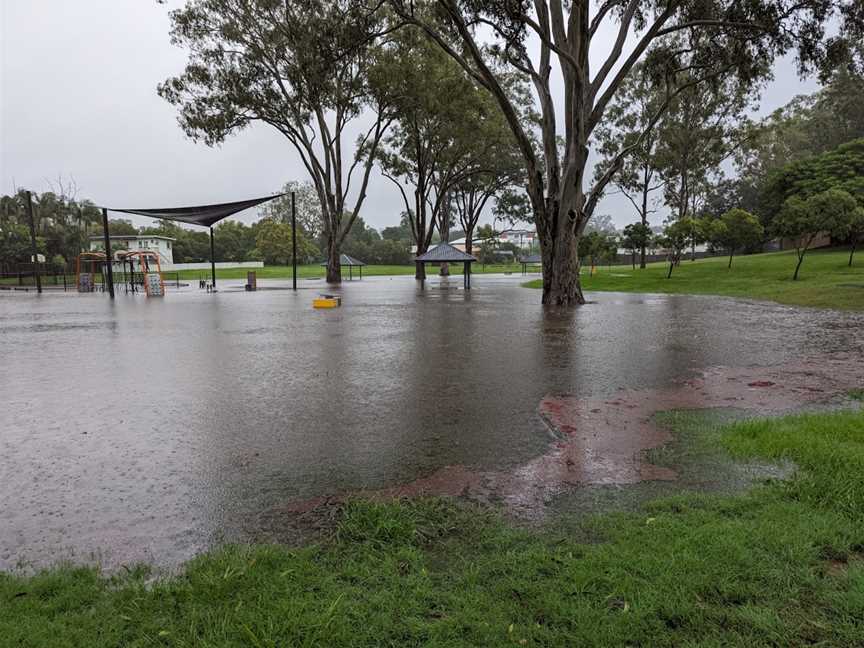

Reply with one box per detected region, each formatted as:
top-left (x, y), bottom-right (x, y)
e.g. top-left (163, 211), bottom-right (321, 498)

top-left (119, 250), bottom-right (165, 296)
top-left (75, 252), bottom-right (107, 292)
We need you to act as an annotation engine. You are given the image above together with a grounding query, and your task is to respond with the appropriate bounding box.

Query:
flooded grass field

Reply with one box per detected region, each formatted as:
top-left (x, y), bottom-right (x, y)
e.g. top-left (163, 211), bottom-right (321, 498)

top-left (2, 275), bottom-right (863, 571)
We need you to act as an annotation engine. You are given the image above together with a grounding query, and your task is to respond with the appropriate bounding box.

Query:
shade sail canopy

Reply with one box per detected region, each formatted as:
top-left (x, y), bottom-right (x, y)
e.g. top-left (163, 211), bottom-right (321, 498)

top-left (319, 254), bottom-right (366, 267)
top-left (107, 194), bottom-right (285, 228)
top-left (415, 242), bottom-right (477, 263)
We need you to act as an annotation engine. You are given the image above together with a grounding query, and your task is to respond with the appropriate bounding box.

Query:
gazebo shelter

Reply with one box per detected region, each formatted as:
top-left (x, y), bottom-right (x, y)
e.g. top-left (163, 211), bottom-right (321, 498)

top-left (414, 242), bottom-right (477, 289)
top-left (320, 254), bottom-right (366, 280)
top-left (99, 194), bottom-right (285, 298)
top-left (520, 253), bottom-right (542, 275)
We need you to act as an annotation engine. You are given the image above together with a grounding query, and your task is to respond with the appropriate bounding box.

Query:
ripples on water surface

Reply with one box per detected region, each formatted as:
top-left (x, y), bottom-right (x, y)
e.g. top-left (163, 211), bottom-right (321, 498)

top-left (1, 276), bottom-right (862, 569)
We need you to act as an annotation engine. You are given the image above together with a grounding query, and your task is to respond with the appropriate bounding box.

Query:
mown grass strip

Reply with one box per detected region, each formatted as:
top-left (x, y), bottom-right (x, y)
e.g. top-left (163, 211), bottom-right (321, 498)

top-left (3, 410), bottom-right (864, 646)
top-left (523, 247), bottom-right (864, 310)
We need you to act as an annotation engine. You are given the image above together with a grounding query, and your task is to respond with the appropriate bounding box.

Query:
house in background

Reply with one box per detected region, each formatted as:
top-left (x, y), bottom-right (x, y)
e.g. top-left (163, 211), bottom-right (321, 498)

top-left (448, 229), bottom-right (539, 256)
top-left (497, 229), bottom-right (537, 250)
top-left (89, 235), bottom-right (175, 267)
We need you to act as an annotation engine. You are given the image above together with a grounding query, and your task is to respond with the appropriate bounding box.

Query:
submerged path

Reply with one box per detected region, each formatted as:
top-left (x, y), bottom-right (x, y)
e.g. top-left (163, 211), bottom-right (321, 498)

top-left (280, 353), bottom-right (864, 520)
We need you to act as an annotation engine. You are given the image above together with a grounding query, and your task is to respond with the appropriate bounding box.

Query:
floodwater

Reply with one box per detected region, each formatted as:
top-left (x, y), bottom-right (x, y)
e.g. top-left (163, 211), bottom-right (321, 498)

top-left (1, 275), bottom-right (863, 570)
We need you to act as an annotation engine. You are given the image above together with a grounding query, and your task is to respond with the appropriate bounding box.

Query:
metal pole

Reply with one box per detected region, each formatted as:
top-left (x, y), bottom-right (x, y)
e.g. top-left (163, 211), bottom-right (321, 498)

top-left (25, 191), bottom-right (42, 294)
top-left (209, 227), bottom-right (216, 289)
top-left (291, 191), bottom-right (297, 291)
top-left (101, 207), bottom-right (115, 299)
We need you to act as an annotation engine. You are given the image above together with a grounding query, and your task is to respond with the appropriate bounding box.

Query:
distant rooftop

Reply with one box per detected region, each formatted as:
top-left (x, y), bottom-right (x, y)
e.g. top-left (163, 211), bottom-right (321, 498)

top-left (89, 234), bottom-right (176, 241)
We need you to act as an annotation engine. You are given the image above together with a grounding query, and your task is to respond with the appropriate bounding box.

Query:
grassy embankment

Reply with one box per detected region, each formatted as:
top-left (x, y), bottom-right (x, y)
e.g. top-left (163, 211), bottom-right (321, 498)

top-left (174, 263), bottom-right (525, 281)
top-left (524, 247), bottom-right (864, 310)
top-left (4, 407), bottom-right (864, 646)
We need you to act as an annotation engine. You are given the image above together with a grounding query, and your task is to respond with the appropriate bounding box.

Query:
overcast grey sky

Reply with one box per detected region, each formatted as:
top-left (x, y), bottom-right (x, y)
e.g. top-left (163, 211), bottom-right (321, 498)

top-left (1, 1), bottom-right (820, 232)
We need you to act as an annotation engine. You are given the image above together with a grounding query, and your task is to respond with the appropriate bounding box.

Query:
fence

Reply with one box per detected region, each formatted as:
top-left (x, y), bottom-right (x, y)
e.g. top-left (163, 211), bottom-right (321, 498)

top-left (0, 269), bottom-right (73, 291)
top-left (0, 266), bottom-right (183, 293)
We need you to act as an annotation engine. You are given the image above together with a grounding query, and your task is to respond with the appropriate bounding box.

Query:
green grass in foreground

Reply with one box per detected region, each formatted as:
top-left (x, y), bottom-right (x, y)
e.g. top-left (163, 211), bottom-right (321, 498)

top-left (3, 410), bottom-right (864, 646)
top-left (524, 247), bottom-right (864, 310)
top-left (174, 263), bottom-right (525, 281)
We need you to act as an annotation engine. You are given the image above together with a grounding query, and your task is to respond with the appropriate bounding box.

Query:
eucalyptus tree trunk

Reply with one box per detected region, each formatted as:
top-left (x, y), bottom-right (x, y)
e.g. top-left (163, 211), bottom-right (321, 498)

top-left (535, 194), bottom-right (585, 305)
top-left (326, 236), bottom-right (341, 283)
top-left (640, 181), bottom-right (649, 269)
top-left (793, 253), bottom-right (805, 280)
top-left (438, 193), bottom-right (450, 276)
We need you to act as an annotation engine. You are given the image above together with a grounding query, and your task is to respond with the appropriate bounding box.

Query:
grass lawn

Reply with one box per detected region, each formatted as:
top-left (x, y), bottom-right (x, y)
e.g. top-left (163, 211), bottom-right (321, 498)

top-left (523, 247), bottom-right (864, 310)
top-left (4, 408), bottom-right (864, 646)
top-left (174, 263), bottom-right (526, 281)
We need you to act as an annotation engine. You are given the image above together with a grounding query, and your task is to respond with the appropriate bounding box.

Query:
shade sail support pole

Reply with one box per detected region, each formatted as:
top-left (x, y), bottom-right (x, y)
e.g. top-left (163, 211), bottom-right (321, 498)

top-left (209, 226), bottom-right (216, 289)
top-left (101, 207), bottom-right (115, 299)
top-left (291, 191), bottom-right (297, 291)
top-left (26, 191), bottom-right (42, 294)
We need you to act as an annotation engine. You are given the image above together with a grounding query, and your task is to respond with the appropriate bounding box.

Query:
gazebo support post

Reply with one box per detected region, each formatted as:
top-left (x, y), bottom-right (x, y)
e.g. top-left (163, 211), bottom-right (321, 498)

top-left (101, 207), bottom-right (115, 299)
top-left (209, 226), bottom-right (216, 289)
top-left (464, 262), bottom-right (471, 289)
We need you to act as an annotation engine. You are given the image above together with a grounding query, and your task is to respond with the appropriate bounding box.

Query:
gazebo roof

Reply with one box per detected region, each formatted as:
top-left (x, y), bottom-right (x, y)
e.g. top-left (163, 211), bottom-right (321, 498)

top-left (415, 242), bottom-right (477, 263)
top-left (319, 254), bottom-right (366, 267)
top-left (520, 253), bottom-right (542, 264)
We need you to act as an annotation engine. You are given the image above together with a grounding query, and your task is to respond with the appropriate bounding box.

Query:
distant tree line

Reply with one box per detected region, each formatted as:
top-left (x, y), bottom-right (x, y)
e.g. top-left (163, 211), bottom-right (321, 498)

top-left (598, 64), bottom-right (864, 280)
top-left (0, 189), bottom-right (102, 273)
top-left (0, 180), bottom-right (417, 270)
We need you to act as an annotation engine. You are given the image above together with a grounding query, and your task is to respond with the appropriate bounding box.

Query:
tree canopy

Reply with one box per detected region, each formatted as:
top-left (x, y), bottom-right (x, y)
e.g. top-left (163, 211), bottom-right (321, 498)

top-left (159, 0), bottom-right (392, 282)
top-left (761, 138), bottom-right (864, 227)
top-left (385, 0), bottom-right (863, 304)
top-left (774, 188), bottom-right (859, 279)
top-left (707, 209), bottom-right (765, 268)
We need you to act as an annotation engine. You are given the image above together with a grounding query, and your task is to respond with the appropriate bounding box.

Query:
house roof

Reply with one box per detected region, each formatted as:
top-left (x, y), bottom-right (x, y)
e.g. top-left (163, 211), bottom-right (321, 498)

top-left (319, 254), bottom-right (366, 267)
top-left (89, 235), bottom-right (176, 241)
top-left (415, 242), bottom-right (477, 263)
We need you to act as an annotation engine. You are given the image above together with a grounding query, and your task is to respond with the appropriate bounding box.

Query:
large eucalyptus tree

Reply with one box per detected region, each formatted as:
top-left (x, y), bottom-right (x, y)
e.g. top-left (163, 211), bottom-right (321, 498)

top-left (373, 25), bottom-right (525, 279)
top-left (386, 0), bottom-right (864, 304)
top-left (159, 0), bottom-right (392, 283)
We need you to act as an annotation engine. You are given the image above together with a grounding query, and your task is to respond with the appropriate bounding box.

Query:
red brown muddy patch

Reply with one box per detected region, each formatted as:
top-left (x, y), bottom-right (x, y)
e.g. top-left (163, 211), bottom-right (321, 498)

top-left (274, 353), bottom-right (864, 521)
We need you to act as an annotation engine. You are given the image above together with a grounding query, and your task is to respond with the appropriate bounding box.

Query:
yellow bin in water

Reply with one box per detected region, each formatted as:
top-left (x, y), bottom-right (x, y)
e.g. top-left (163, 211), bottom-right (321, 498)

top-left (313, 295), bottom-right (341, 309)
